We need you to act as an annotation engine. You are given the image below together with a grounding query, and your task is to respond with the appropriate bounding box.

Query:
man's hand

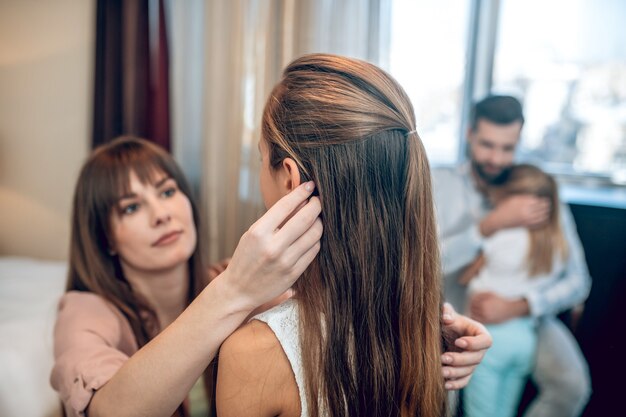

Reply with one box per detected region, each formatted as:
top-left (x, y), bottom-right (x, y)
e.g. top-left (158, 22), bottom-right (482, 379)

top-left (480, 194), bottom-right (550, 237)
top-left (441, 303), bottom-right (492, 390)
top-left (468, 291), bottom-right (529, 324)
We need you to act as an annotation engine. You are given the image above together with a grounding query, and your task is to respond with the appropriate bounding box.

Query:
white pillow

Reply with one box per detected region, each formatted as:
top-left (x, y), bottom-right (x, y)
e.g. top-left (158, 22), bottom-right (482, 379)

top-left (0, 257), bottom-right (67, 417)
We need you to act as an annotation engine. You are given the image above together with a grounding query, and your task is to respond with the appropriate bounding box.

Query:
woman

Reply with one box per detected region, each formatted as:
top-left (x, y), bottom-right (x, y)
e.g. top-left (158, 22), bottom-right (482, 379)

top-left (51, 136), bottom-right (487, 417)
top-left (216, 54), bottom-right (485, 417)
top-left (462, 164), bottom-right (569, 417)
top-left (51, 137), bottom-right (322, 417)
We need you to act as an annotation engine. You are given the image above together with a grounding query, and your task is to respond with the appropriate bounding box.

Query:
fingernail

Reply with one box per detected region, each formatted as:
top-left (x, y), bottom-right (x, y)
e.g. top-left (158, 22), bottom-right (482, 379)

top-left (304, 181), bottom-right (314, 191)
top-left (445, 382), bottom-right (453, 390)
top-left (456, 339), bottom-right (468, 348)
top-left (443, 369), bottom-right (450, 377)
top-left (443, 314), bottom-right (453, 322)
top-left (442, 355), bottom-right (452, 364)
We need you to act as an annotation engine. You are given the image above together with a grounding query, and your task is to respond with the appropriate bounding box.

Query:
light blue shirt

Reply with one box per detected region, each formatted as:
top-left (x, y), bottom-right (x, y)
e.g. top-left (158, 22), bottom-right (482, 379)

top-left (432, 163), bottom-right (591, 318)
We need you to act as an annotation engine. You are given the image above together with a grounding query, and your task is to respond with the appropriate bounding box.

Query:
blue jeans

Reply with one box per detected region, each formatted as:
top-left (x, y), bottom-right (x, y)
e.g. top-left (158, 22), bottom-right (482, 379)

top-left (464, 318), bottom-right (536, 417)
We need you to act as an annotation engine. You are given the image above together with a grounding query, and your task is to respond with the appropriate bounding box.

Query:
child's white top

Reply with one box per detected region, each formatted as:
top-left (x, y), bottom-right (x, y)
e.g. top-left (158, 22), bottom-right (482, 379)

top-left (469, 227), bottom-right (565, 299)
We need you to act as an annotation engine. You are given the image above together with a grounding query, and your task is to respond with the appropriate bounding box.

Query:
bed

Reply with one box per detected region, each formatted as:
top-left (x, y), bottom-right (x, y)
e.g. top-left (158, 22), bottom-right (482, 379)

top-left (0, 257), bottom-right (66, 417)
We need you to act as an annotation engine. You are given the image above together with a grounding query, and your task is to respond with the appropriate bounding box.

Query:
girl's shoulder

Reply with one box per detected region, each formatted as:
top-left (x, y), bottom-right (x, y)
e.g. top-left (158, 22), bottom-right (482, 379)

top-left (226, 298), bottom-right (300, 369)
top-left (217, 300), bottom-right (301, 417)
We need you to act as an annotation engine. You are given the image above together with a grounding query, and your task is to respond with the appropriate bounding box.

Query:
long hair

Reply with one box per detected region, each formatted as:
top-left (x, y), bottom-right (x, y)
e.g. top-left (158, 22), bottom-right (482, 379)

top-left (262, 54), bottom-right (446, 417)
top-left (490, 164), bottom-right (568, 275)
top-left (67, 136), bottom-right (211, 415)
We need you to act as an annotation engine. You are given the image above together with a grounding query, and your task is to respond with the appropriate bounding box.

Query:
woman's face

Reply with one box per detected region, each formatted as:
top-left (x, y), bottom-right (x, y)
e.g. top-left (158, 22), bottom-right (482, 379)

top-left (109, 170), bottom-right (197, 274)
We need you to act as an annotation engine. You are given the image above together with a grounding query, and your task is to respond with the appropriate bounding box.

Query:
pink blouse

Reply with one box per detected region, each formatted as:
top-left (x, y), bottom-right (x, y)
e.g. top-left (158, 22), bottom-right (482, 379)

top-left (50, 291), bottom-right (139, 416)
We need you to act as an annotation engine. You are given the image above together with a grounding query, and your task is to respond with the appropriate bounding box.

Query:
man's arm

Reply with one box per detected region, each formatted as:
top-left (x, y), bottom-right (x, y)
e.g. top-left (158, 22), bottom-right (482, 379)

top-left (439, 224), bottom-right (484, 274)
top-left (479, 194), bottom-right (551, 237)
top-left (432, 169), bottom-right (484, 275)
top-left (524, 203), bottom-right (592, 317)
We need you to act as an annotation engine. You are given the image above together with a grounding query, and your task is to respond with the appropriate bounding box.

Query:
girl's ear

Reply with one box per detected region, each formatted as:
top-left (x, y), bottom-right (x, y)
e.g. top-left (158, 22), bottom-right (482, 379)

top-left (279, 157), bottom-right (302, 192)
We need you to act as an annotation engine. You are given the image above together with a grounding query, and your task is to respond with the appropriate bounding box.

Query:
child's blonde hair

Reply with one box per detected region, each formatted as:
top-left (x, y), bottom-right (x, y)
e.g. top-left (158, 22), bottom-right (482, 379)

top-left (491, 164), bottom-right (568, 276)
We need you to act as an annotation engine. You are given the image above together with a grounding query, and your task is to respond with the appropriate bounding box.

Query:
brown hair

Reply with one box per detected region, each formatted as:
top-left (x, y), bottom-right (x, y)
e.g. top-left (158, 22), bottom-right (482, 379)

top-left (262, 54), bottom-right (446, 417)
top-left (470, 95), bottom-right (524, 131)
top-left (67, 136), bottom-right (211, 415)
top-left (490, 164), bottom-right (568, 275)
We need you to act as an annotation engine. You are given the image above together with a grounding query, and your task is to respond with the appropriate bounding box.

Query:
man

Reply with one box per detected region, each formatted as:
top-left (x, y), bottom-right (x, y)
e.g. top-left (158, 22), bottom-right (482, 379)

top-left (433, 95), bottom-right (592, 417)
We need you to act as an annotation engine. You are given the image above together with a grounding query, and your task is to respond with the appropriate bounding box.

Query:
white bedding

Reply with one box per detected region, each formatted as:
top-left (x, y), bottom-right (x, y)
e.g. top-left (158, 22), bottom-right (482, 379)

top-left (0, 257), bottom-right (66, 417)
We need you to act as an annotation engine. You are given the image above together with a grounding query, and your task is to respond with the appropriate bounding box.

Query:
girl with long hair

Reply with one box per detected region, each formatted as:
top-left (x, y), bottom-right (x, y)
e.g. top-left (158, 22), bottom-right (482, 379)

top-left (461, 164), bottom-right (569, 417)
top-left (217, 54), bottom-right (457, 417)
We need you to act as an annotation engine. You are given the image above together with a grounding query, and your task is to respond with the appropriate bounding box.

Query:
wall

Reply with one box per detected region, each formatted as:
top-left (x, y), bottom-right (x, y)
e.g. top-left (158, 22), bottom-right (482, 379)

top-left (0, 0), bottom-right (94, 260)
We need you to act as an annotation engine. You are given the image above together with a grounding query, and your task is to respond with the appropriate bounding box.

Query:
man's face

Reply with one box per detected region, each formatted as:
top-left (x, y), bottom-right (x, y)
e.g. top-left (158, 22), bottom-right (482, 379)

top-left (468, 119), bottom-right (522, 184)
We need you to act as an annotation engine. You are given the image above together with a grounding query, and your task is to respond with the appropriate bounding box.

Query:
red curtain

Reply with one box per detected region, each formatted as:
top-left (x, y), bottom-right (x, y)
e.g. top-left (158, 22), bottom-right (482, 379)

top-left (92, 0), bottom-right (171, 151)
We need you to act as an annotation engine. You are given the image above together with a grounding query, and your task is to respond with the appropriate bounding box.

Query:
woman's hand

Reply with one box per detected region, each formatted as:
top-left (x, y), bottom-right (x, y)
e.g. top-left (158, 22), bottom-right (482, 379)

top-left (441, 303), bottom-right (492, 390)
top-left (217, 182), bottom-right (322, 314)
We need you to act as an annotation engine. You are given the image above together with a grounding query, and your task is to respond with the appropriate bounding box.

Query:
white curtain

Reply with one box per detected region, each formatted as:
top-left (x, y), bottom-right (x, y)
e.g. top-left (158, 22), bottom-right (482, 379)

top-left (170, 0), bottom-right (391, 261)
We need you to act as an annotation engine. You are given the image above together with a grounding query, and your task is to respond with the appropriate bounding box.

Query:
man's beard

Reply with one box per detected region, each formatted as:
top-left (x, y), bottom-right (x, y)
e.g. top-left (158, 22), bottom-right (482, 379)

top-left (472, 160), bottom-right (511, 185)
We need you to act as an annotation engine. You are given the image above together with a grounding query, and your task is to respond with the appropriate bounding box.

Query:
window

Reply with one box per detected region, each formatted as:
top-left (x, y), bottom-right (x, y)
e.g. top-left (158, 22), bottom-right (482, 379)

top-left (388, 0), bottom-right (471, 165)
top-left (492, 0), bottom-right (626, 185)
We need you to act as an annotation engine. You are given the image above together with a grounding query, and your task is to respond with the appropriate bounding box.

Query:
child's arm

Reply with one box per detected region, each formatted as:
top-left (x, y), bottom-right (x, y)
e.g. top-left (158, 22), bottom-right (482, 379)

top-left (458, 253), bottom-right (485, 286)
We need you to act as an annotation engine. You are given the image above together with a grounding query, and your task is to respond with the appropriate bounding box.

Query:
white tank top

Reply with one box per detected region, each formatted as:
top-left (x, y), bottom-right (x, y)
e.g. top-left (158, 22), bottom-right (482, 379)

top-left (252, 299), bottom-right (308, 416)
